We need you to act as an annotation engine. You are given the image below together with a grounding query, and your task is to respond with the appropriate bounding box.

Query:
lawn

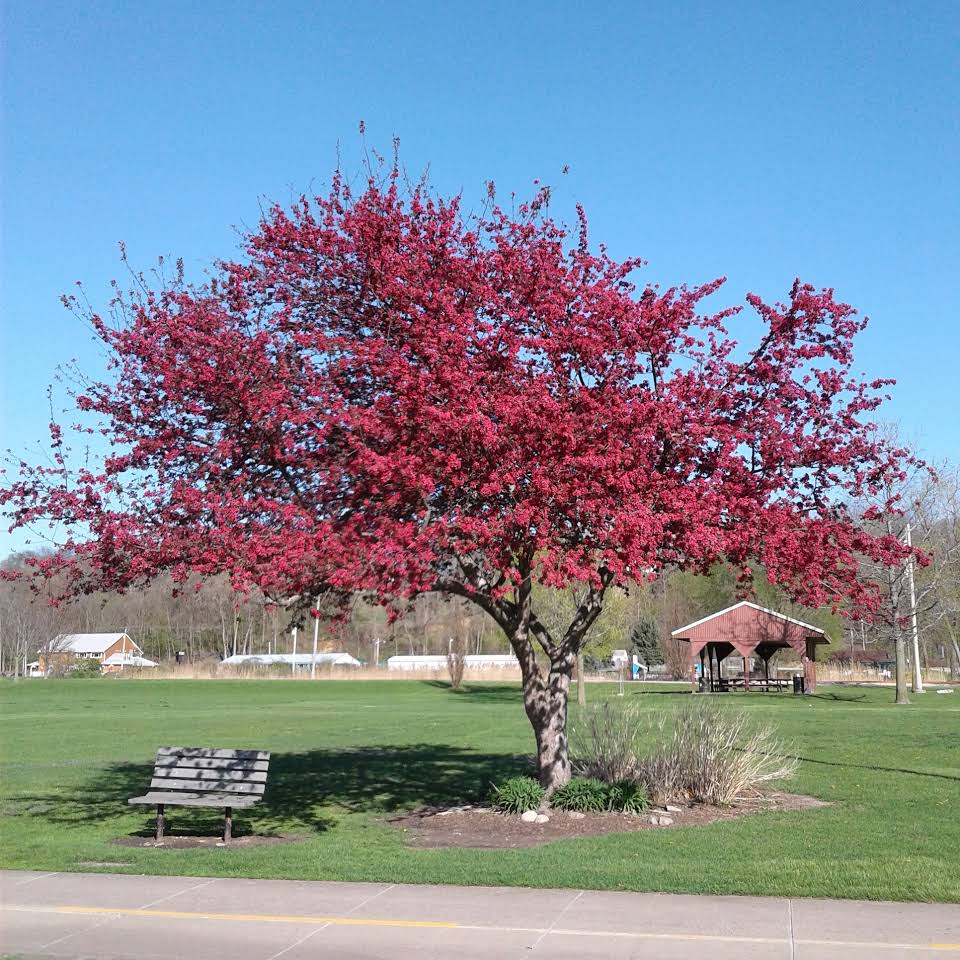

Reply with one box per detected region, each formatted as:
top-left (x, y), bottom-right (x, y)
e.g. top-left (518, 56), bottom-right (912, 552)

top-left (1, 678), bottom-right (957, 902)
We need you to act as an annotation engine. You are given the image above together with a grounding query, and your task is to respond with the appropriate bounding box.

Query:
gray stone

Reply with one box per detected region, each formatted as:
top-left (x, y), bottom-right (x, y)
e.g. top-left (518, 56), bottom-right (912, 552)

top-left (534, 814), bottom-right (550, 824)
top-left (567, 811), bottom-right (586, 820)
top-left (520, 810), bottom-right (539, 822)
top-left (665, 805), bottom-right (682, 813)
top-left (650, 815), bottom-right (674, 826)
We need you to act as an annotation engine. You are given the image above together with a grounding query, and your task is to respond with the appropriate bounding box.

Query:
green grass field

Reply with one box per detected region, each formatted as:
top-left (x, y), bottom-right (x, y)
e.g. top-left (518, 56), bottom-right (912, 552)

top-left (1, 678), bottom-right (958, 902)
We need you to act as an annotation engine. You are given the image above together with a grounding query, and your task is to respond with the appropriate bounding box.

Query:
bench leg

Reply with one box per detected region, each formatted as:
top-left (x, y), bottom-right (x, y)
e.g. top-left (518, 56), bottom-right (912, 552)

top-left (155, 804), bottom-right (165, 843)
top-left (223, 806), bottom-right (232, 843)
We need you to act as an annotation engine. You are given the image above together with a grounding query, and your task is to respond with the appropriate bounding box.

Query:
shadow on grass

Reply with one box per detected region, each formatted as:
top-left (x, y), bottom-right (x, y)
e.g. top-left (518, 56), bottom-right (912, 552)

top-left (785, 752), bottom-right (960, 783)
top-left (417, 680), bottom-right (524, 704)
top-left (810, 692), bottom-right (868, 703)
top-left (625, 687), bottom-right (692, 696)
top-left (7, 744), bottom-right (530, 840)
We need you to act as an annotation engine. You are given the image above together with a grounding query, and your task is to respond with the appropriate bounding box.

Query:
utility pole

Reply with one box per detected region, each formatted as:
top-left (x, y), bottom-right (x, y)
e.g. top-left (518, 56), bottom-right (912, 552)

top-left (291, 625), bottom-right (298, 676)
top-left (372, 637), bottom-right (381, 668)
top-left (310, 596), bottom-right (320, 680)
top-left (905, 523), bottom-right (924, 693)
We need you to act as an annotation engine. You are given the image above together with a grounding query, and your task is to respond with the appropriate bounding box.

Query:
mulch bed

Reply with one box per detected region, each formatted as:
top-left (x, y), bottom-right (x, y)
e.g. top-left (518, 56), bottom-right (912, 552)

top-left (112, 834), bottom-right (301, 850)
top-left (387, 792), bottom-right (828, 849)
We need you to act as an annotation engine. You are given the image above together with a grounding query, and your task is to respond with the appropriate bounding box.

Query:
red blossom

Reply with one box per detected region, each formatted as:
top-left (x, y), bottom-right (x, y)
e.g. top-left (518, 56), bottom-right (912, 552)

top-left (1, 169), bottom-right (919, 626)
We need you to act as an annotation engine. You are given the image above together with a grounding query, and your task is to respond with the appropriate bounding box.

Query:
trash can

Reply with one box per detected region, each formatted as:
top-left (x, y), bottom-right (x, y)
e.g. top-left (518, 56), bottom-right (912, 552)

top-left (792, 674), bottom-right (805, 695)
top-left (698, 676), bottom-right (707, 693)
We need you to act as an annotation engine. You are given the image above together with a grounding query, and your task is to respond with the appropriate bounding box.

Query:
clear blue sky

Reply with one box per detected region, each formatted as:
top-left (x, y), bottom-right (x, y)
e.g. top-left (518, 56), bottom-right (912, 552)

top-left (1, 0), bottom-right (958, 556)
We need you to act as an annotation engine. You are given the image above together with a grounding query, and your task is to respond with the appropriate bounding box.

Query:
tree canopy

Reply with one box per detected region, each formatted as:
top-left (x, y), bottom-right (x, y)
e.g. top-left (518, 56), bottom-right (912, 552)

top-left (1, 160), bottom-right (921, 786)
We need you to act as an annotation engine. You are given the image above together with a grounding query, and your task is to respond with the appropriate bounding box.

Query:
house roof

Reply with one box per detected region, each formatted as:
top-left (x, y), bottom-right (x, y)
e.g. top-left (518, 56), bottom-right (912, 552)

top-left (671, 601), bottom-right (827, 638)
top-left (670, 601), bottom-right (830, 658)
top-left (103, 653), bottom-right (157, 667)
top-left (53, 633), bottom-right (139, 654)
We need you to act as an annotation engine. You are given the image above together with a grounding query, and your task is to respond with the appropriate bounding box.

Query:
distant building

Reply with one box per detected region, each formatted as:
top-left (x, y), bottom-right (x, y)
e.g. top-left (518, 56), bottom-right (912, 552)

top-left (386, 654), bottom-right (519, 671)
top-left (40, 633), bottom-right (150, 675)
top-left (103, 652), bottom-right (158, 670)
top-left (221, 652), bottom-right (362, 669)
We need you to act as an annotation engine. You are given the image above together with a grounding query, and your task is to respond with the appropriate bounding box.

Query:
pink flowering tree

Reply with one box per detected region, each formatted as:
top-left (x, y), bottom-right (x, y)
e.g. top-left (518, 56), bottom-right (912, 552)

top-left (2, 164), bottom-right (919, 791)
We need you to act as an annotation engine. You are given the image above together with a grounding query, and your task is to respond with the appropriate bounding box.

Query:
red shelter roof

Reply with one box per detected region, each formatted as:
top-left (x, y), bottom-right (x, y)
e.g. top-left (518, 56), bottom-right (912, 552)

top-left (671, 601), bottom-right (830, 659)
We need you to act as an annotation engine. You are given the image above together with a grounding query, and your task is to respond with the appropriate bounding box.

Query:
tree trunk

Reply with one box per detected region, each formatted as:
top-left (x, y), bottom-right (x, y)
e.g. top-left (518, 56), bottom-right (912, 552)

top-left (945, 619), bottom-right (960, 682)
top-left (575, 654), bottom-right (586, 706)
top-left (894, 626), bottom-right (910, 705)
top-left (521, 662), bottom-right (573, 794)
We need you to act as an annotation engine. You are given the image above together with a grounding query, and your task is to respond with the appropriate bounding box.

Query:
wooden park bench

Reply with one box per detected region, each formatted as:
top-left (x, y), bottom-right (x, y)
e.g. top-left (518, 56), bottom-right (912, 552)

top-left (128, 747), bottom-right (270, 843)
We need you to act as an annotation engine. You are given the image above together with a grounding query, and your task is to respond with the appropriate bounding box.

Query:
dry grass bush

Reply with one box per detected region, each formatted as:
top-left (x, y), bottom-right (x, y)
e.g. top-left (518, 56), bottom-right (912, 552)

top-left (570, 701), bottom-right (646, 783)
top-left (572, 699), bottom-right (798, 807)
top-left (446, 640), bottom-right (466, 690)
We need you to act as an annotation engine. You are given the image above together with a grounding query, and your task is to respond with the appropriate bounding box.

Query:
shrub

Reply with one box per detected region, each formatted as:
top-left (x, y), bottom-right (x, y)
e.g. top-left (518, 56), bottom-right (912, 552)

top-left (551, 777), bottom-right (609, 812)
top-left (605, 780), bottom-right (650, 813)
top-left (570, 701), bottom-right (646, 783)
top-left (66, 659), bottom-right (103, 679)
top-left (553, 776), bottom-right (651, 814)
top-left (571, 699), bottom-right (797, 807)
top-left (490, 776), bottom-right (544, 814)
top-left (446, 638), bottom-right (466, 690)
top-left (636, 700), bottom-right (798, 806)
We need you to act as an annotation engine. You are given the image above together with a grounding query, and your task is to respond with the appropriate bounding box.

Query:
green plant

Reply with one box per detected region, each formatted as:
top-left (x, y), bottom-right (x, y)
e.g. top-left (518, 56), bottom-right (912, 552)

top-left (1, 680), bottom-right (958, 901)
top-left (66, 659), bottom-right (102, 679)
top-left (628, 618), bottom-right (663, 667)
top-left (551, 777), bottom-right (609, 812)
top-left (605, 780), bottom-right (650, 813)
top-left (490, 776), bottom-right (544, 814)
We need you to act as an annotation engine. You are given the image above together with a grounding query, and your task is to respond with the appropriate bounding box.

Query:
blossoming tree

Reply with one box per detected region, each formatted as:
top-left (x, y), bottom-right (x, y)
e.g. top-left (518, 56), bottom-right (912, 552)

top-left (2, 167), bottom-right (918, 790)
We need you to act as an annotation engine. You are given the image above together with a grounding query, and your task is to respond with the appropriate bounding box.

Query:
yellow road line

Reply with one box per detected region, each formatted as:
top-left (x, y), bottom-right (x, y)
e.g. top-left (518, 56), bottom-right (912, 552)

top-left (27, 904), bottom-right (456, 929)
top-left (3, 905), bottom-right (958, 951)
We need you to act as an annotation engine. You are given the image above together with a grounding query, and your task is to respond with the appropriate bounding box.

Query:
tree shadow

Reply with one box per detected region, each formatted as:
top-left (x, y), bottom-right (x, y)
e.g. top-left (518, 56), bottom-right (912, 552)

top-left (414, 681), bottom-right (526, 705)
top-left (625, 687), bottom-right (691, 696)
top-left (809, 692), bottom-right (868, 702)
top-left (8, 744), bottom-right (531, 841)
top-left (783, 752), bottom-right (960, 783)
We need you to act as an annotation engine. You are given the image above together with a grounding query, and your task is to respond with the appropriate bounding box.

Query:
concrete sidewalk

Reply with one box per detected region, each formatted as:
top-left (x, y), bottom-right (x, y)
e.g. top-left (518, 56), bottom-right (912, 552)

top-left (2, 870), bottom-right (958, 959)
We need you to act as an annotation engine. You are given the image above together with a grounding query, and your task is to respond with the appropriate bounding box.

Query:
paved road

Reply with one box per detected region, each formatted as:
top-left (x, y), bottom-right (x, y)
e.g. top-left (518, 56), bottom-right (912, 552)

top-left (2, 870), bottom-right (958, 959)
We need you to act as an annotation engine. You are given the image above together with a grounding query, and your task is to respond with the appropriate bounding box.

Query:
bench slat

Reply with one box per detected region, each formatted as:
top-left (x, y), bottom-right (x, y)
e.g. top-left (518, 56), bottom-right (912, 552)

top-left (154, 757), bottom-right (270, 772)
top-left (149, 777), bottom-right (265, 794)
top-left (129, 792), bottom-right (261, 809)
top-left (157, 747), bottom-right (269, 761)
top-left (152, 767), bottom-right (268, 784)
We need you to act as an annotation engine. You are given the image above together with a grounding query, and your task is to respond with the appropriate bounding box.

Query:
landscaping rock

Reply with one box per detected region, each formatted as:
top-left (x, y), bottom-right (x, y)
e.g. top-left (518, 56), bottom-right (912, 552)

top-left (567, 811), bottom-right (586, 820)
top-left (650, 815), bottom-right (674, 826)
top-left (665, 805), bottom-right (682, 813)
top-left (534, 814), bottom-right (550, 824)
top-left (520, 810), bottom-right (539, 822)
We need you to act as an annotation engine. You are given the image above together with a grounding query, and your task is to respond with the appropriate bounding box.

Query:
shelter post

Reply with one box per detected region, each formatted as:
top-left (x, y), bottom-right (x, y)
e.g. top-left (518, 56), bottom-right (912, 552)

top-left (803, 639), bottom-right (818, 694)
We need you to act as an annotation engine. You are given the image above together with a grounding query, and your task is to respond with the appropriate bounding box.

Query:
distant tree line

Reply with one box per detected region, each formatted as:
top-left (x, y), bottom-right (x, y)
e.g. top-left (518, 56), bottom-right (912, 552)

top-left (2, 462), bottom-right (957, 681)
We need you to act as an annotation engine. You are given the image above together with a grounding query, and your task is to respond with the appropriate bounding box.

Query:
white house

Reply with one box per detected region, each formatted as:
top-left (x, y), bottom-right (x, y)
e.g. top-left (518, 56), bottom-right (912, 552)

top-left (41, 633), bottom-right (144, 674)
